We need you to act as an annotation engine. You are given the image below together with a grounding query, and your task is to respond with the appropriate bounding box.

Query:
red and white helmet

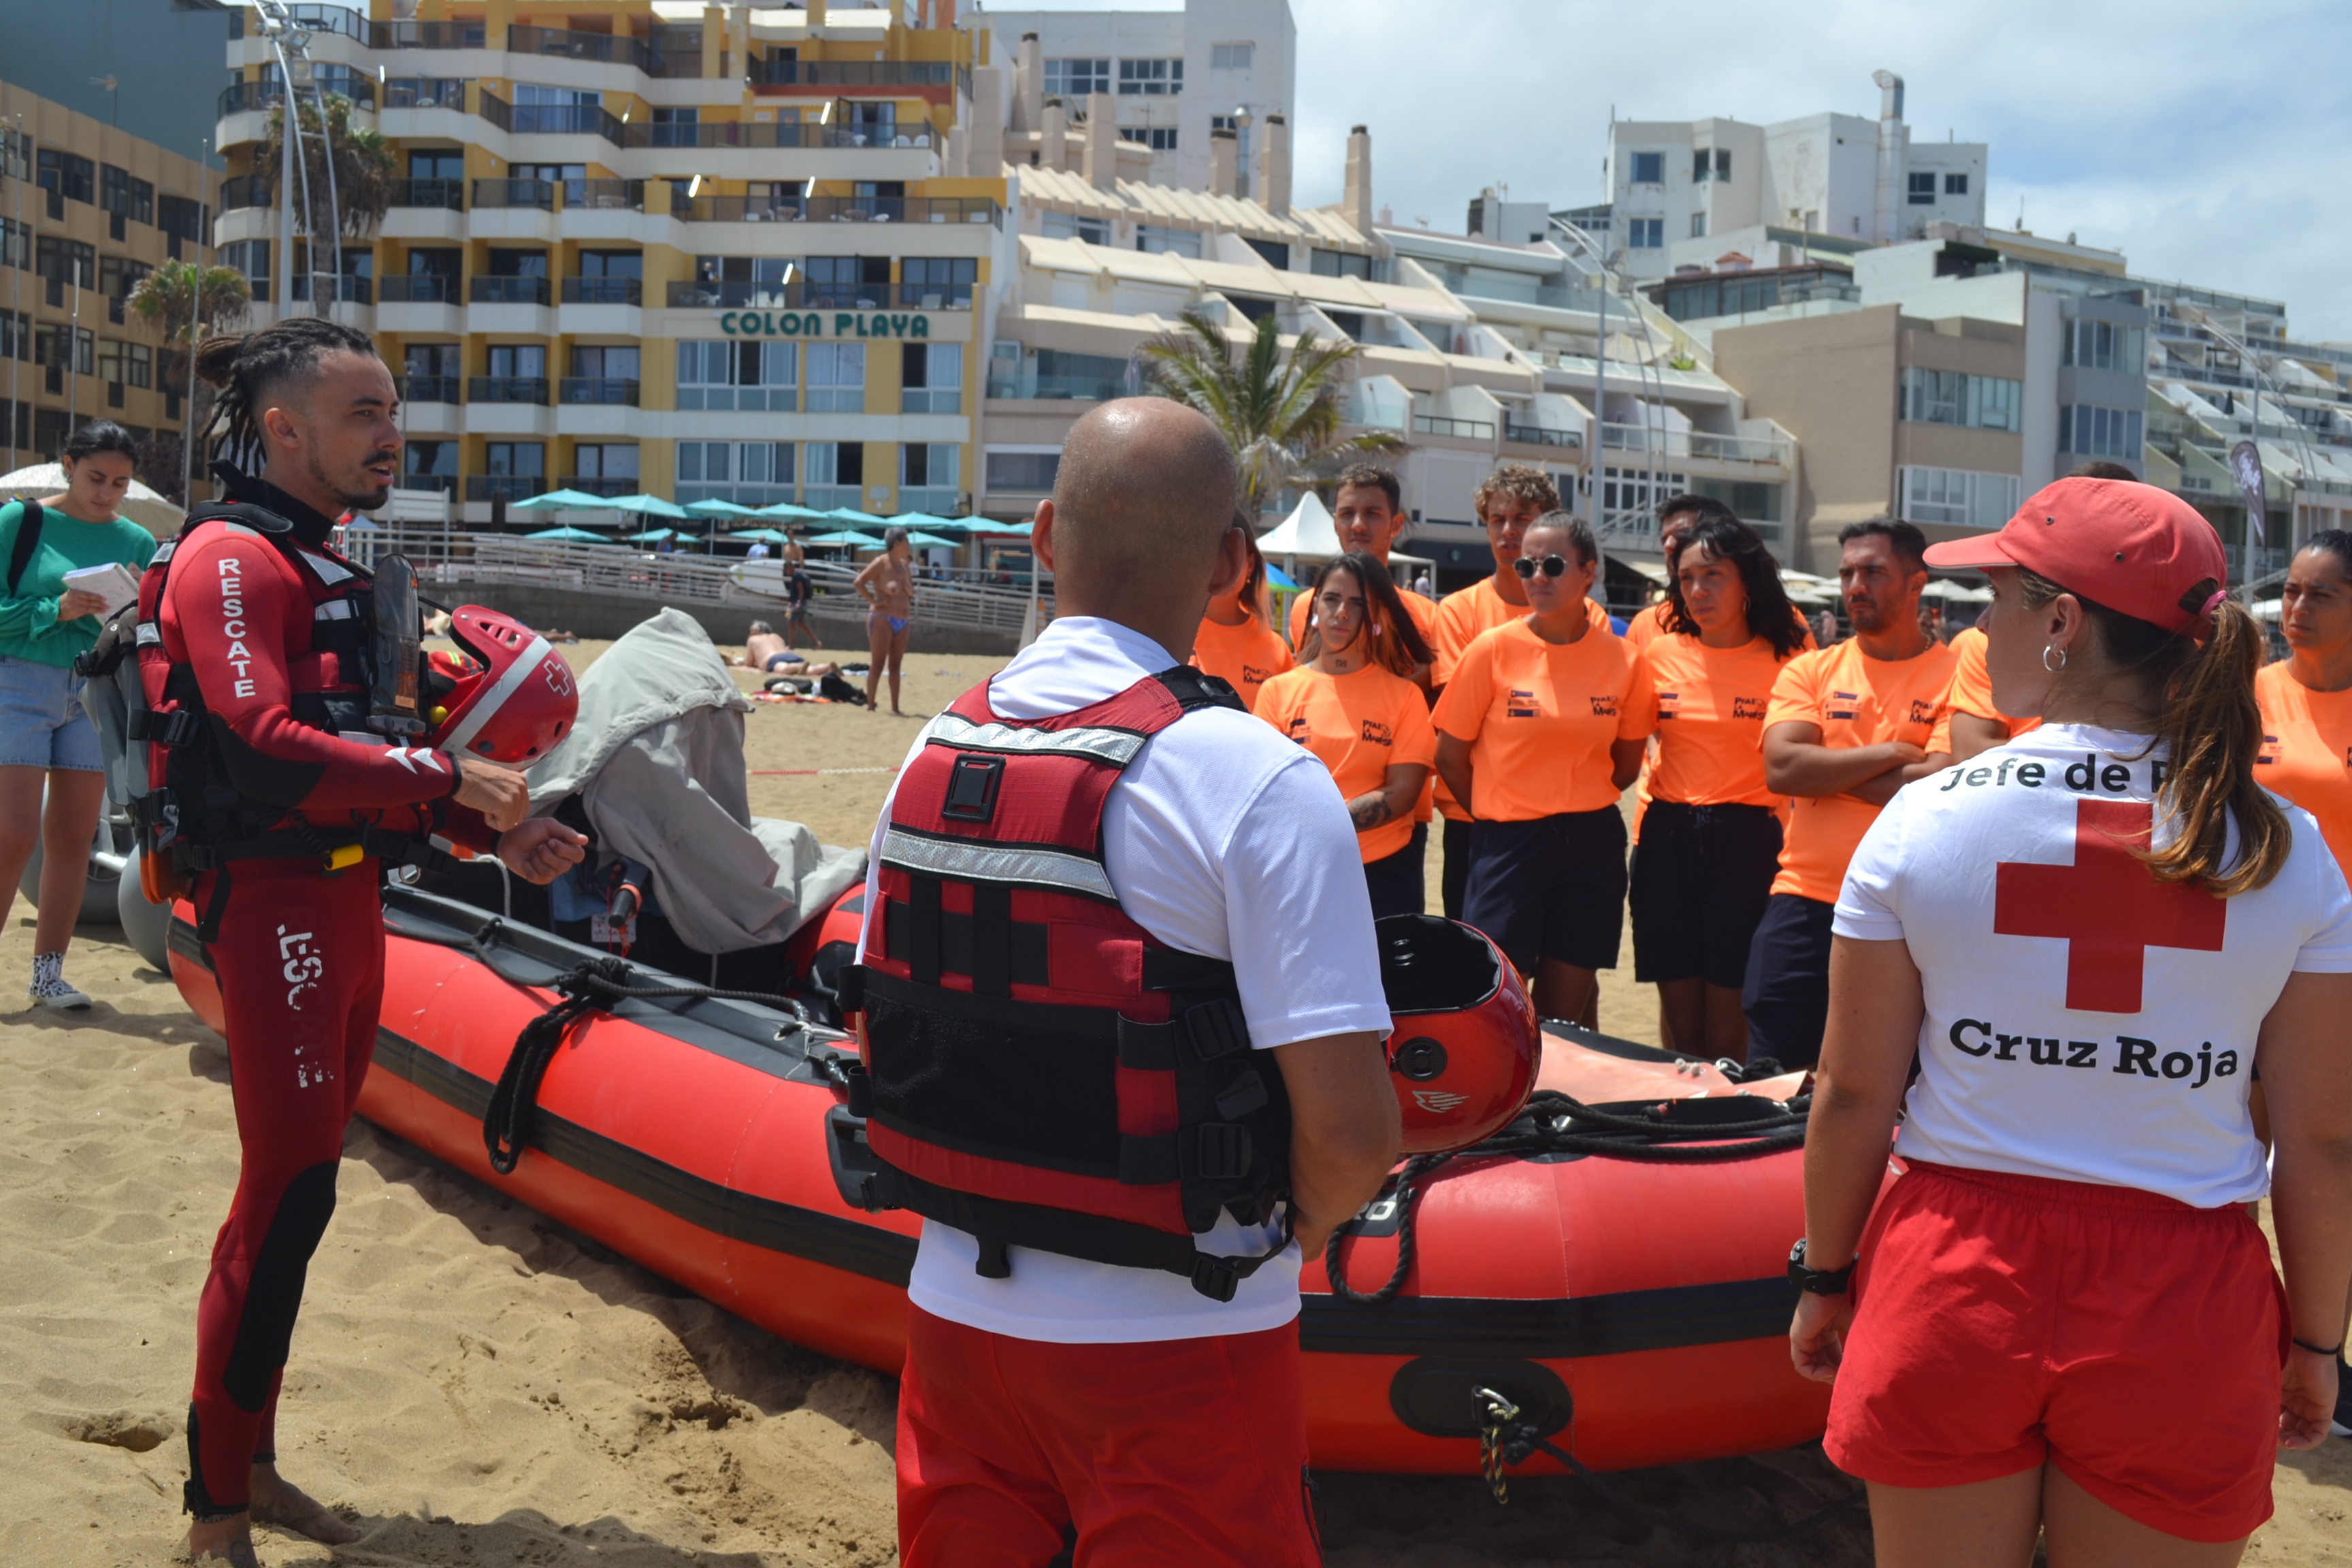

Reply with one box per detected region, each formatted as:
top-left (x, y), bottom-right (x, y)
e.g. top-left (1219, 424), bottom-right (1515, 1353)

top-left (1376, 915), bottom-right (1540, 1155)
top-left (426, 606), bottom-right (578, 764)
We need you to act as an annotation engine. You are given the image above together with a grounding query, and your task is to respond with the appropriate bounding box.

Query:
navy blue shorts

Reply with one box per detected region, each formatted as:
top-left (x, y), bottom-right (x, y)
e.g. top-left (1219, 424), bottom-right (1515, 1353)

top-left (1630, 802), bottom-right (1782, 989)
top-left (1460, 808), bottom-right (1628, 977)
top-left (1362, 821), bottom-right (1428, 921)
top-left (1741, 891), bottom-right (1836, 1068)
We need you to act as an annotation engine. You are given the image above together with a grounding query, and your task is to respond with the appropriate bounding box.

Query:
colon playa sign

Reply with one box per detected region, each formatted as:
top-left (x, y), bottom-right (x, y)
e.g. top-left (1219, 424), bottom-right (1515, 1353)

top-left (718, 310), bottom-right (932, 339)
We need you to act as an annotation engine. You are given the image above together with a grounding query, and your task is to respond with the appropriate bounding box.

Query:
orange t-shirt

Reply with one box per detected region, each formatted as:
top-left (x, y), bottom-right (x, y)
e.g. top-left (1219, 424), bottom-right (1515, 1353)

top-left (1287, 570), bottom-right (1439, 657)
top-left (1763, 637), bottom-right (1958, 902)
top-left (1432, 619), bottom-right (1654, 821)
top-left (1626, 598), bottom-right (1818, 654)
top-left (2255, 661), bottom-right (2352, 885)
top-left (1925, 625), bottom-right (2040, 753)
top-left (1431, 580), bottom-right (1610, 820)
top-left (1191, 612), bottom-right (1294, 711)
top-left (1635, 633), bottom-right (1797, 807)
top-left (1254, 663), bottom-right (1437, 862)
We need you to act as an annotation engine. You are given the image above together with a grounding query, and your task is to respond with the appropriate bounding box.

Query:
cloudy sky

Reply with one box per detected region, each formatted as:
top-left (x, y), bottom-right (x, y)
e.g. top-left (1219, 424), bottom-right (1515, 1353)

top-left (1267, 0), bottom-right (2352, 340)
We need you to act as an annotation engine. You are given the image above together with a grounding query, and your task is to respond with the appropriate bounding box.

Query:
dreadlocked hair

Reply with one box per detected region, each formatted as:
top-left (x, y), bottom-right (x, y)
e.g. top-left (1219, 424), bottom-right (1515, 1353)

top-left (193, 316), bottom-right (380, 470)
top-left (2016, 565), bottom-right (2287, 896)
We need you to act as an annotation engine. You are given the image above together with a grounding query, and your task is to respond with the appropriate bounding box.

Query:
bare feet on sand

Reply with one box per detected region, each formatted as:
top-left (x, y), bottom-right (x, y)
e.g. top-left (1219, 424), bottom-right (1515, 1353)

top-left (188, 1465), bottom-right (360, 1561)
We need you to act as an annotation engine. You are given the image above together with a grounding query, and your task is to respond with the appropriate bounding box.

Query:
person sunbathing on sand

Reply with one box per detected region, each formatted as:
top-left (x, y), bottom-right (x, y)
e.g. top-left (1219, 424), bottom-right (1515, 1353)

top-left (734, 621), bottom-right (838, 677)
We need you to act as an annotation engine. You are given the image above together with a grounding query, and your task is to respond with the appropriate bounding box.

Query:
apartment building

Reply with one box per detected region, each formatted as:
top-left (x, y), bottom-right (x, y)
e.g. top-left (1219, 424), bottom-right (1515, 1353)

top-left (1580, 71), bottom-right (1987, 283)
top-left (978, 0), bottom-right (1294, 198)
top-left (214, 0), bottom-right (1009, 520)
top-left (0, 81), bottom-right (218, 473)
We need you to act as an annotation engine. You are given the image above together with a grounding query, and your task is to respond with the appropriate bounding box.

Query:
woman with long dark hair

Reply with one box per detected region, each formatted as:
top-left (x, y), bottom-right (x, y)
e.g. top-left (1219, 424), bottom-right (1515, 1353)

top-left (1793, 479), bottom-right (2352, 1562)
top-left (1254, 551), bottom-right (1434, 917)
top-left (1629, 514), bottom-right (1806, 1061)
top-left (1192, 524), bottom-right (1293, 708)
top-left (0, 419), bottom-right (157, 1007)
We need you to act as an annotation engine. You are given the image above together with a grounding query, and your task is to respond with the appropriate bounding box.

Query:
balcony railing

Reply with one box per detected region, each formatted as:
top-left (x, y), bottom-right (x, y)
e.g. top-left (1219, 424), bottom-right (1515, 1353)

top-left (986, 373), bottom-right (1125, 402)
top-left (675, 194), bottom-right (999, 226)
top-left (561, 276), bottom-right (642, 306)
top-left (218, 78), bottom-right (377, 117)
top-left (381, 274), bottom-right (459, 304)
top-left (389, 178), bottom-right (464, 211)
top-left (290, 274), bottom-right (372, 305)
top-left (269, 3), bottom-right (370, 42)
top-left (371, 19), bottom-right (487, 48)
top-left (557, 475), bottom-right (641, 497)
top-left (623, 119), bottom-right (936, 150)
top-left (668, 275), bottom-right (970, 311)
top-left (900, 280), bottom-right (975, 308)
top-left (395, 374), bottom-right (461, 404)
top-left (901, 389), bottom-right (962, 414)
top-left (1503, 421), bottom-right (1582, 449)
top-left (666, 278), bottom-right (797, 308)
top-left (559, 377), bottom-right (640, 406)
top-left (508, 24), bottom-right (658, 73)
top-left (395, 472), bottom-right (458, 494)
top-left (1600, 423), bottom-right (1791, 465)
top-left (471, 178), bottom-right (555, 211)
top-left (382, 78), bottom-right (472, 112)
top-left (468, 377), bottom-right (549, 404)
top-left (1415, 414), bottom-right (1495, 440)
top-left (564, 178), bottom-right (645, 211)
top-left (220, 175), bottom-right (271, 212)
top-left (751, 58), bottom-right (970, 94)
top-left (804, 281), bottom-right (894, 309)
top-left (469, 276), bottom-right (552, 306)
top-left (467, 475), bottom-right (549, 503)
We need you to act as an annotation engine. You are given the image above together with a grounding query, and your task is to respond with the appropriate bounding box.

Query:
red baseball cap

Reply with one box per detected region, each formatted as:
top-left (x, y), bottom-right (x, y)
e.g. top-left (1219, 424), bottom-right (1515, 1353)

top-left (1921, 478), bottom-right (2229, 635)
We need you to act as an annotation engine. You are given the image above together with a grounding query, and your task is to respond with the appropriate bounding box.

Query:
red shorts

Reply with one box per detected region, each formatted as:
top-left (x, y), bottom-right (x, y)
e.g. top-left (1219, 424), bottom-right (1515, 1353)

top-left (896, 1307), bottom-right (1321, 1567)
top-left (1825, 1160), bottom-right (2287, 1544)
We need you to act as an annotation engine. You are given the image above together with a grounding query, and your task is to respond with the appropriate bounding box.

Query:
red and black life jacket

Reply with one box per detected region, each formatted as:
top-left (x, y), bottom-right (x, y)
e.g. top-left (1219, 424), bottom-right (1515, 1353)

top-left (840, 666), bottom-right (1294, 1303)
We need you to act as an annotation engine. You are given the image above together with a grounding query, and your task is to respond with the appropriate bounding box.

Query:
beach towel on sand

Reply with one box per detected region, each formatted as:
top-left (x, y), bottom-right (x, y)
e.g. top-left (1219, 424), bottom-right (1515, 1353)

top-left (525, 608), bottom-right (866, 953)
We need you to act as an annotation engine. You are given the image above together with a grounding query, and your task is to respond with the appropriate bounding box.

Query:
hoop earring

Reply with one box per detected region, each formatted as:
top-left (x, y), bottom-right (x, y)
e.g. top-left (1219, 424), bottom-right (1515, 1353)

top-left (2042, 644), bottom-right (2068, 673)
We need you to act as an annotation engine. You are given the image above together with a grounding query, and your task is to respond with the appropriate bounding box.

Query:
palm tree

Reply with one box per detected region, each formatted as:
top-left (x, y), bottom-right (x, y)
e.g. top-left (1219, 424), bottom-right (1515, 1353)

top-left (127, 262), bottom-right (251, 500)
top-left (250, 91), bottom-right (397, 242)
top-left (1139, 307), bottom-right (1403, 519)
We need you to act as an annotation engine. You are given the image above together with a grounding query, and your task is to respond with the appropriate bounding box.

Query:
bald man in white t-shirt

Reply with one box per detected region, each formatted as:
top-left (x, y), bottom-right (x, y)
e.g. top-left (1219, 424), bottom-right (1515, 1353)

top-left (863, 400), bottom-right (1400, 1567)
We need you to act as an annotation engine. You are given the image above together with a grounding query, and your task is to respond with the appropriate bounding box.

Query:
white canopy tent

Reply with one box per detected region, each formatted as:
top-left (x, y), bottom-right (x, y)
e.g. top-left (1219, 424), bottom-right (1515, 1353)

top-left (1256, 491), bottom-right (1341, 558)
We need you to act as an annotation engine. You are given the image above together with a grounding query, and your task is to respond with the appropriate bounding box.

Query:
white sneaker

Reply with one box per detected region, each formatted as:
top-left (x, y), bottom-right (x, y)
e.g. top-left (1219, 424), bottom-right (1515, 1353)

top-left (28, 953), bottom-right (91, 1010)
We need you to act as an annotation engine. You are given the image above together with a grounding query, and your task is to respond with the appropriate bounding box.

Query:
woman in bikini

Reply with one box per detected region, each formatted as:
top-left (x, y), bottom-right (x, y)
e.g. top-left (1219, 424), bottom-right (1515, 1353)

top-left (855, 525), bottom-right (918, 714)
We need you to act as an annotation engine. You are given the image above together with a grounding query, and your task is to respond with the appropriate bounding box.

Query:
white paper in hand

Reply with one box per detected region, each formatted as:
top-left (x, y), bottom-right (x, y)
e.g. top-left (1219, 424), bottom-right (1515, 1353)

top-left (62, 562), bottom-right (142, 615)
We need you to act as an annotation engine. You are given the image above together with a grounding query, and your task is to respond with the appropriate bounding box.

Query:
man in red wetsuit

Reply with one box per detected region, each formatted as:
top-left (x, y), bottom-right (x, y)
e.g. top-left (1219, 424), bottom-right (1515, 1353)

top-left (157, 318), bottom-right (586, 1565)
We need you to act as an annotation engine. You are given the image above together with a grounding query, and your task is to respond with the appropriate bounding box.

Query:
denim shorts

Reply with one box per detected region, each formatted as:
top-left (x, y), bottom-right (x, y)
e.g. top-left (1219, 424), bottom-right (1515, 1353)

top-left (0, 653), bottom-right (103, 772)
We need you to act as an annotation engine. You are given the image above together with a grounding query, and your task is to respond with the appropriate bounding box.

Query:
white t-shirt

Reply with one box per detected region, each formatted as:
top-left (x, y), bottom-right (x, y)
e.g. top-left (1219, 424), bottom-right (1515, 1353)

top-left (1835, 723), bottom-right (2352, 1207)
top-left (862, 616), bottom-right (1392, 1342)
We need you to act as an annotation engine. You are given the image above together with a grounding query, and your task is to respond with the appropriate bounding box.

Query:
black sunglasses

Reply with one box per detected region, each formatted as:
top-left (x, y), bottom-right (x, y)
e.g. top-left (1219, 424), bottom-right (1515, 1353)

top-left (1512, 554), bottom-right (1572, 579)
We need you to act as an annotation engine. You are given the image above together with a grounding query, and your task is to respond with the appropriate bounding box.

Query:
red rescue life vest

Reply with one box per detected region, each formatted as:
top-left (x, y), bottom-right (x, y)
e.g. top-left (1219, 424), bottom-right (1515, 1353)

top-left (841, 666), bottom-right (1294, 1302)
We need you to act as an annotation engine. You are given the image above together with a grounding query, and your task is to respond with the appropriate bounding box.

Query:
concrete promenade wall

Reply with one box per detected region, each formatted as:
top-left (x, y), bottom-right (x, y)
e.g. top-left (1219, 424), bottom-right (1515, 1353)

top-left (449, 583), bottom-right (1025, 657)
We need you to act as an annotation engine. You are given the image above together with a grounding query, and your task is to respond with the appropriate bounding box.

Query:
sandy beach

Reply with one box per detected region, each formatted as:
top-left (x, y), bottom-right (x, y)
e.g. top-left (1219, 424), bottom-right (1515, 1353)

top-left (3, 630), bottom-right (2347, 1565)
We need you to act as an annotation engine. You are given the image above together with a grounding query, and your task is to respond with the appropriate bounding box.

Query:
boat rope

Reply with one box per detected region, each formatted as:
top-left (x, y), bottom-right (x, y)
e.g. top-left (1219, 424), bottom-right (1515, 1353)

top-left (471, 923), bottom-right (808, 1175)
top-left (1324, 1090), bottom-right (1808, 1307)
top-left (1473, 1386), bottom-right (1866, 1539)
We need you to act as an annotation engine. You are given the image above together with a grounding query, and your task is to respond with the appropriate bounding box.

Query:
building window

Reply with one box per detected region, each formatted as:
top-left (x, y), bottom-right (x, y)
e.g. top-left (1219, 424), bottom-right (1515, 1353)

top-left (678, 441), bottom-right (795, 505)
top-left (900, 442), bottom-right (960, 500)
top-left (1211, 42), bottom-right (1254, 70)
top-left (404, 440), bottom-right (459, 486)
top-left (96, 339), bottom-right (150, 389)
top-left (1901, 367), bottom-right (2023, 432)
top-left (1690, 212), bottom-right (1707, 238)
top-left (1690, 478), bottom-right (1780, 523)
top-left (1041, 211), bottom-right (1111, 246)
top-left (2058, 405), bottom-right (2144, 459)
top-left (1118, 58), bottom-right (1181, 95)
top-left (0, 310), bottom-right (28, 361)
top-left (1902, 466), bottom-right (2020, 529)
top-left (1243, 237), bottom-right (1288, 270)
top-left (1907, 172), bottom-right (1936, 205)
top-left (901, 255), bottom-right (977, 307)
top-left (99, 165), bottom-right (154, 225)
top-left (35, 235), bottom-right (96, 291)
top-left (1629, 151), bottom-right (1664, 186)
top-left (1692, 148), bottom-right (1729, 182)
top-left (1944, 172), bottom-right (1968, 196)
top-left (219, 240), bottom-right (270, 299)
top-left (1602, 465), bottom-right (1688, 518)
top-left (986, 449), bottom-right (1060, 493)
top-left (804, 440), bottom-right (866, 507)
top-left (1628, 217), bottom-right (1663, 248)
top-left (802, 255), bottom-right (889, 308)
top-left (2061, 318), bottom-right (2146, 373)
top-left (571, 444), bottom-right (638, 483)
top-left (1120, 126), bottom-right (1179, 151)
top-left (805, 343), bottom-right (866, 412)
top-left (37, 149), bottom-right (95, 204)
top-left (0, 218), bottom-right (28, 272)
top-left (99, 255), bottom-right (151, 301)
top-left (485, 442), bottom-right (546, 478)
top-left (677, 340), bottom-right (797, 410)
top-left (486, 344), bottom-right (546, 378)
top-left (902, 342), bottom-right (963, 414)
top-left (0, 129), bottom-right (26, 183)
top-left (1044, 58), bottom-right (1109, 98)
top-left (1309, 248), bottom-right (1370, 279)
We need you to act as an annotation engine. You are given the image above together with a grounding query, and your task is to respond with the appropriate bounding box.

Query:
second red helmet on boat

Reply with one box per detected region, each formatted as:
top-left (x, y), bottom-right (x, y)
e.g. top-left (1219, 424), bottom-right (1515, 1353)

top-left (1375, 914), bottom-right (1540, 1154)
top-left (426, 606), bottom-right (579, 764)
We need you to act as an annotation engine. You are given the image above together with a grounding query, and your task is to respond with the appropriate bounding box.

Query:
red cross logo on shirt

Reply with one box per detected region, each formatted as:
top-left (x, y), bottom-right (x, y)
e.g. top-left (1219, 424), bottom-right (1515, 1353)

top-left (1993, 798), bottom-right (2227, 1013)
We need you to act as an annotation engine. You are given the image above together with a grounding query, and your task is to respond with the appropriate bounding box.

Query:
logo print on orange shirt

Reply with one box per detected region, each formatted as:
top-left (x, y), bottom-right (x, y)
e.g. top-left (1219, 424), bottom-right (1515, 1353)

top-left (1993, 798), bottom-right (2226, 1013)
top-left (1243, 663), bottom-right (1271, 685)
top-left (1588, 696), bottom-right (1618, 717)
top-left (1908, 698), bottom-right (1939, 726)
top-left (1505, 688), bottom-right (1539, 718)
top-left (1360, 719), bottom-right (1394, 745)
top-left (1827, 689), bottom-right (1861, 721)
top-left (2255, 732), bottom-right (2280, 766)
top-left (1733, 696), bottom-right (1767, 720)
top-left (1656, 690), bottom-right (1681, 720)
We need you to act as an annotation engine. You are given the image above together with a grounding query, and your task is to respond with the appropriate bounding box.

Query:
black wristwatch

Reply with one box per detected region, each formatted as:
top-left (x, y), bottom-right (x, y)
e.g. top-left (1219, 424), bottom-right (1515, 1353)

top-left (1788, 1239), bottom-right (1855, 1296)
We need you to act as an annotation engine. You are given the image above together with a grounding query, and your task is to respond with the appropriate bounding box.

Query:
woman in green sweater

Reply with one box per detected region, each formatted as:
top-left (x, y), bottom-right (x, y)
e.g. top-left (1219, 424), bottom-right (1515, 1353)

top-left (0, 420), bottom-right (159, 1008)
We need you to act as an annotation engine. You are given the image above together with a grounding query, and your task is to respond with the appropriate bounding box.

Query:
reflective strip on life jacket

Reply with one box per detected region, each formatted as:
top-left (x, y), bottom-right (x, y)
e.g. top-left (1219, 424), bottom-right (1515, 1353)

top-left (919, 708), bottom-right (1152, 766)
top-left (879, 826), bottom-right (1118, 902)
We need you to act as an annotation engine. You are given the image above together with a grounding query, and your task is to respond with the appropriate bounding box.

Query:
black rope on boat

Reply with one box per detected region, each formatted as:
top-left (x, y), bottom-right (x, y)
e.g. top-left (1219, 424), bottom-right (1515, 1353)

top-left (472, 923), bottom-right (809, 1175)
top-left (1325, 1090), bottom-right (1809, 1305)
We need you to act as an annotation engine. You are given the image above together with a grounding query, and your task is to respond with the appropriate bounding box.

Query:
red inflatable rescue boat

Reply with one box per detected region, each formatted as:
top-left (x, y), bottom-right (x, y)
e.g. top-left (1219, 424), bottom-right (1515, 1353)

top-left (167, 882), bottom-right (1840, 1477)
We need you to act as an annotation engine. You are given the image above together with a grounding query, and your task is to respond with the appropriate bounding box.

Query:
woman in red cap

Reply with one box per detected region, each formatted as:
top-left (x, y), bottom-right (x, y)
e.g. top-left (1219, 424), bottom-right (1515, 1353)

top-left (1791, 476), bottom-right (2352, 1562)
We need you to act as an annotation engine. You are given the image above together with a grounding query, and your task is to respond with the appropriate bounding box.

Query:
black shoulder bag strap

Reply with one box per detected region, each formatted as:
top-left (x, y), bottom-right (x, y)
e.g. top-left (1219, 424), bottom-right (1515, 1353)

top-left (5, 498), bottom-right (43, 595)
